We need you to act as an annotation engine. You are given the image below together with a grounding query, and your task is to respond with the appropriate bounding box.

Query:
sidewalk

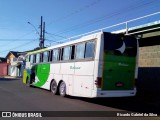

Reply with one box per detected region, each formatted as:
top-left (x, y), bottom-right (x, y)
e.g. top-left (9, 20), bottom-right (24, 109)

top-left (0, 75), bottom-right (22, 79)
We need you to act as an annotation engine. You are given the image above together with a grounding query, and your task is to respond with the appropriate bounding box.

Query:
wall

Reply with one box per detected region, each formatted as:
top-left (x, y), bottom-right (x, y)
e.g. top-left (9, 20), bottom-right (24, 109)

top-left (6, 53), bottom-right (21, 77)
top-left (0, 63), bottom-right (8, 76)
top-left (137, 45), bottom-right (160, 96)
top-left (139, 45), bottom-right (160, 67)
top-left (7, 54), bottom-right (15, 64)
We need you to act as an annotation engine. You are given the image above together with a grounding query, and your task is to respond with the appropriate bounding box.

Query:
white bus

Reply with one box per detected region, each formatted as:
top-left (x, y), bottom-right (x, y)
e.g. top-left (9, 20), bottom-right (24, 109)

top-left (23, 32), bottom-right (138, 98)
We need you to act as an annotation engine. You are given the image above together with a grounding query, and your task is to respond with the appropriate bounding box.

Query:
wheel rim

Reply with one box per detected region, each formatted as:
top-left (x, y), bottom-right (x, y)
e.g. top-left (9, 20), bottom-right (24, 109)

top-left (60, 82), bottom-right (66, 96)
top-left (51, 81), bottom-right (57, 94)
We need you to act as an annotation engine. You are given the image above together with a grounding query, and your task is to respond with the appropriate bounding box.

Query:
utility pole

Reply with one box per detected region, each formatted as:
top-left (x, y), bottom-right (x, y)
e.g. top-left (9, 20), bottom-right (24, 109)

top-left (28, 16), bottom-right (45, 49)
top-left (39, 16), bottom-right (44, 49)
top-left (42, 22), bottom-right (45, 48)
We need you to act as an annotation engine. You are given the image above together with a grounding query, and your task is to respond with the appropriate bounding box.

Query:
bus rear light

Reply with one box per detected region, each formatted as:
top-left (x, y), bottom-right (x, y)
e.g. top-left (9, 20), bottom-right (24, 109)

top-left (95, 77), bottom-right (102, 88)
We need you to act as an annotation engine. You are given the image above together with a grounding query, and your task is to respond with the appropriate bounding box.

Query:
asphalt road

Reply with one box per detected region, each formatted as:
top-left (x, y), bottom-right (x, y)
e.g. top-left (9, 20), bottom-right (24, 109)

top-left (0, 77), bottom-right (159, 120)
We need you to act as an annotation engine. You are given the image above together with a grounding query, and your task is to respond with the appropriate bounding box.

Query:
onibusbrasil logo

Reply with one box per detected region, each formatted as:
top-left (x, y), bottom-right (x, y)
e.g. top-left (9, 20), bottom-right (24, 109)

top-left (1, 112), bottom-right (42, 118)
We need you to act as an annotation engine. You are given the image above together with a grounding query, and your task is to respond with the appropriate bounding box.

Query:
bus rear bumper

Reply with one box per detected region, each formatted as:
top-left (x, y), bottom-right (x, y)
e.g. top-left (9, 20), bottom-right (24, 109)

top-left (92, 88), bottom-right (136, 98)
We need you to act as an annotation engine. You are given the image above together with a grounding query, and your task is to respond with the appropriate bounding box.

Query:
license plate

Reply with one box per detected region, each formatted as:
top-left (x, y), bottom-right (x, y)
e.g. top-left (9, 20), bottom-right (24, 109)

top-left (116, 82), bottom-right (124, 87)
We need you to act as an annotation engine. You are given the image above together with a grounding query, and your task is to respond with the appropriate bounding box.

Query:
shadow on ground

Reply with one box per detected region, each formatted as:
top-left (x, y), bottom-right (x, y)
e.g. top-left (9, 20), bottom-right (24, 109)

top-left (66, 94), bottom-right (160, 114)
top-left (66, 67), bottom-right (160, 114)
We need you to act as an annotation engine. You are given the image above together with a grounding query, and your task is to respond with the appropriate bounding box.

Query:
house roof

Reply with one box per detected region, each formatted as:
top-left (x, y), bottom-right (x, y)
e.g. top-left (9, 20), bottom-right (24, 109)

top-left (0, 57), bottom-right (7, 63)
top-left (5, 51), bottom-right (23, 58)
top-left (5, 48), bottom-right (44, 59)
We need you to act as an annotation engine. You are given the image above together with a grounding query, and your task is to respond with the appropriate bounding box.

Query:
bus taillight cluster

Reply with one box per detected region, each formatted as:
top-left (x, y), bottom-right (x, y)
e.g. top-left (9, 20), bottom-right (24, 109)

top-left (95, 77), bottom-right (102, 88)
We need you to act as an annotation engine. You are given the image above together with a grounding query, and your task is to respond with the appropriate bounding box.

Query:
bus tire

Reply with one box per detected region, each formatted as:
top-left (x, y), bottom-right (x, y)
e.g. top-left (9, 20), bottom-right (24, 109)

top-left (51, 80), bottom-right (58, 95)
top-left (59, 81), bottom-right (66, 97)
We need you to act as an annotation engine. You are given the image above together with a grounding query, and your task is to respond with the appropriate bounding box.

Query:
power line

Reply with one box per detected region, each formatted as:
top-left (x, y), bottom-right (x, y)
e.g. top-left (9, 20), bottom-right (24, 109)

top-left (0, 30), bottom-right (39, 53)
top-left (0, 41), bottom-right (11, 47)
top-left (55, 0), bottom-right (158, 35)
top-left (58, 0), bottom-right (157, 34)
top-left (45, 39), bottom-right (63, 43)
top-left (0, 1), bottom-right (92, 54)
top-left (0, 39), bottom-right (37, 41)
top-left (16, 30), bottom-right (36, 39)
top-left (0, 30), bottom-right (36, 47)
top-left (47, 0), bottom-right (102, 26)
top-left (0, 39), bottom-right (37, 54)
top-left (45, 31), bottom-right (67, 39)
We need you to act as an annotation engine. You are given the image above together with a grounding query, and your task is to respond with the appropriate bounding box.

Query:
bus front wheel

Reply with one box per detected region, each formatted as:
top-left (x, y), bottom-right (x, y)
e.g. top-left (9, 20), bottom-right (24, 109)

top-left (51, 80), bottom-right (57, 95)
top-left (59, 81), bottom-right (66, 97)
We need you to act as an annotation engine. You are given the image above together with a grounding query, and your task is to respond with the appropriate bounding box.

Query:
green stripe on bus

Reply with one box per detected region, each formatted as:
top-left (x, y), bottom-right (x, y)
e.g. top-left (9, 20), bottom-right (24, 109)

top-left (32, 64), bottom-right (50, 87)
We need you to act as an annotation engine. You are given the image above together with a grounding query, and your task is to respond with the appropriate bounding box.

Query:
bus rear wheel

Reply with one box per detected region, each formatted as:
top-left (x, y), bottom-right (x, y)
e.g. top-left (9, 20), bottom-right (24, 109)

top-left (51, 80), bottom-right (57, 95)
top-left (59, 81), bottom-right (66, 97)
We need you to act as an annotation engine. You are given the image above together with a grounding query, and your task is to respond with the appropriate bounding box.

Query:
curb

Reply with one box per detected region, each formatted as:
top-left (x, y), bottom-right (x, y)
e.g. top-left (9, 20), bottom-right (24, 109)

top-left (2, 76), bottom-right (22, 79)
top-left (4, 76), bottom-right (16, 78)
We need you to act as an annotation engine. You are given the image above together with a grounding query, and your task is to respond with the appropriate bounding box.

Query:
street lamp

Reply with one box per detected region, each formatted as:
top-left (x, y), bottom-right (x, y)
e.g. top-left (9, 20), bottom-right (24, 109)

top-left (27, 22), bottom-right (39, 35)
top-left (28, 16), bottom-right (45, 49)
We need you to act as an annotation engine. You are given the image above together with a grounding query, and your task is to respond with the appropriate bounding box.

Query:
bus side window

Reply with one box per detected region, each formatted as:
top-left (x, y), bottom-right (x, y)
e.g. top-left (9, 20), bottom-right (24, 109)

top-left (71, 45), bottom-right (75, 60)
top-left (63, 46), bottom-right (71, 61)
top-left (36, 53), bottom-right (40, 63)
top-left (40, 53), bottom-right (43, 62)
top-left (43, 51), bottom-right (49, 63)
top-left (48, 51), bottom-right (51, 62)
top-left (60, 48), bottom-right (64, 61)
top-left (29, 55), bottom-right (31, 62)
top-left (75, 43), bottom-right (85, 59)
top-left (26, 55), bottom-right (30, 62)
top-left (52, 49), bottom-right (59, 62)
top-left (50, 50), bottom-right (53, 62)
top-left (33, 54), bottom-right (36, 63)
top-left (85, 41), bottom-right (95, 59)
top-left (30, 55), bottom-right (34, 63)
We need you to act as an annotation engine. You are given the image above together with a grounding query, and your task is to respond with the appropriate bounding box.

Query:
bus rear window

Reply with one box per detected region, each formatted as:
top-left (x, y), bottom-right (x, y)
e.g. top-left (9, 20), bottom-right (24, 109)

top-left (104, 32), bottom-right (137, 57)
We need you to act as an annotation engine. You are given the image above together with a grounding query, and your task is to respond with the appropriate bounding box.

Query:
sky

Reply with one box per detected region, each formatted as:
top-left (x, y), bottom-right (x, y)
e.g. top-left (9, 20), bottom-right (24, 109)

top-left (0, 0), bottom-right (160, 57)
